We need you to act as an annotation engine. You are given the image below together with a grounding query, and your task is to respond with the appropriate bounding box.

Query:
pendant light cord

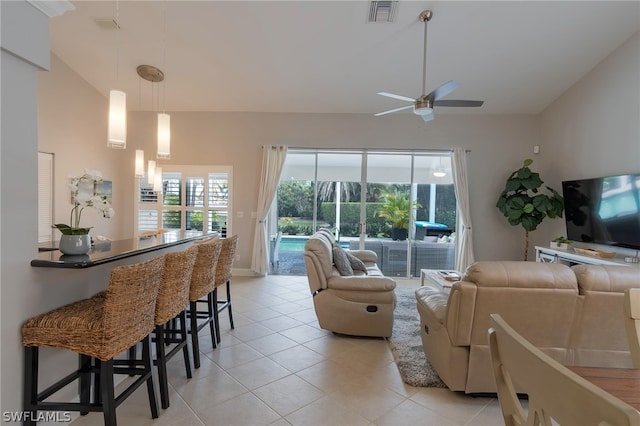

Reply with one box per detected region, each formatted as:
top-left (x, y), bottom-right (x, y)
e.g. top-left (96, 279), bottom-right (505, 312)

top-left (115, 0), bottom-right (120, 83)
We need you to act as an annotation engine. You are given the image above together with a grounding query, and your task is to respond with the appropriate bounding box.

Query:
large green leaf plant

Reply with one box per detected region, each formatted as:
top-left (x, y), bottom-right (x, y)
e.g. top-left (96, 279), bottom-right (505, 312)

top-left (496, 159), bottom-right (564, 260)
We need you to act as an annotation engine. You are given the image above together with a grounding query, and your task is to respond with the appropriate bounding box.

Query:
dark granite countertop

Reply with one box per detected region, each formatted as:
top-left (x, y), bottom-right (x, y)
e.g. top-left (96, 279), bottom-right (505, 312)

top-left (32, 230), bottom-right (215, 268)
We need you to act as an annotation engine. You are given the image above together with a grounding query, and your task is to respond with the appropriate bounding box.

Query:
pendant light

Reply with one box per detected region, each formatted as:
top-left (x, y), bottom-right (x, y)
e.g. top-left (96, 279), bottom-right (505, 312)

top-left (433, 157), bottom-right (446, 177)
top-left (153, 167), bottom-right (163, 192)
top-left (137, 65), bottom-right (170, 160)
top-left (135, 149), bottom-right (145, 177)
top-left (107, 0), bottom-right (127, 149)
top-left (157, 113), bottom-right (171, 159)
top-left (156, 2), bottom-right (171, 160)
top-left (148, 160), bottom-right (156, 186)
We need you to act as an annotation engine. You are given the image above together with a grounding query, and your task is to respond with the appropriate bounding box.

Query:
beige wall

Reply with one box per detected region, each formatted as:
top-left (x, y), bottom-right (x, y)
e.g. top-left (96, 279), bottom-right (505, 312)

top-left (539, 30), bottom-right (640, 256)
top-left (124, 111), bottom-right (541, 266)
top-left (38, 55), bottom-right (128, 239)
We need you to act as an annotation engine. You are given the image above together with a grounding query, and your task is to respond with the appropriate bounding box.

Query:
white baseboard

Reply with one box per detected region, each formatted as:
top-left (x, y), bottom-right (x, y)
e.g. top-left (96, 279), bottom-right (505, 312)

top-left (232, 268), bottom-right (264, 277)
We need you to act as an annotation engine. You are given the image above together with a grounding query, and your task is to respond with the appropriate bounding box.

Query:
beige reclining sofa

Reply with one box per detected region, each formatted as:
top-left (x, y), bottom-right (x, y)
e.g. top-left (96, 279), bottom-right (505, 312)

top-left (304, 230), bottom-right (396, 337)
top-left (416, 261), bottom-right (640, 393)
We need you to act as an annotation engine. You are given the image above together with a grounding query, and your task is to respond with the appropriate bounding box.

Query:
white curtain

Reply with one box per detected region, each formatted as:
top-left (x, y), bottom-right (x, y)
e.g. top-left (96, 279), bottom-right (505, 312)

top-left (251, 145), bottom-right (288, 275)
top-left (452, 147), bottom-right (475, 272)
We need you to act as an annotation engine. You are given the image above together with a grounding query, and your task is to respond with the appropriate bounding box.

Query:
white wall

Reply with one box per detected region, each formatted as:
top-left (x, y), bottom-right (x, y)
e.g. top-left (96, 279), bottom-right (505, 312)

top-left (1, 0), bottom-right (52, 414)
top-left (125, 111), bottom-right (542, 267)
top-left (38, 54), bottom-right (128, 240)
top-left (539, 30), bottom-right (640, 256)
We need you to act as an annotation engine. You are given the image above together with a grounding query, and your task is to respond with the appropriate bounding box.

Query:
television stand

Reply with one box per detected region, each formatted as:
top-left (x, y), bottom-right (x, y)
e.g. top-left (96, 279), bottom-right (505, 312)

top-left (535, 246), bottom-right (637, 267)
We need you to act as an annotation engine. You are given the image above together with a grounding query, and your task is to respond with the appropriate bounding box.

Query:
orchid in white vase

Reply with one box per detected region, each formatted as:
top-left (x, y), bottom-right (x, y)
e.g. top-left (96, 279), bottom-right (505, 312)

top-left (53, 169), bottom-right (114, 236)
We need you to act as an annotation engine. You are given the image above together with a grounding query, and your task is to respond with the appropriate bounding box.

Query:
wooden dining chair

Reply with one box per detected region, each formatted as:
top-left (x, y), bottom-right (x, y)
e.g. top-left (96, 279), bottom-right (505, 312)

top-left (488, 313), bottom-right (640, 426)
top-left (624, 288), bottom-right (640, 368)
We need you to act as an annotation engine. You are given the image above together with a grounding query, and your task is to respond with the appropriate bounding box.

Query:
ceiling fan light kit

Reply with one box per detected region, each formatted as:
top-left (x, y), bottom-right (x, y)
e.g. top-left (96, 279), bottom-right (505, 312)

top-left (375, 10), bottom-right (484, 121)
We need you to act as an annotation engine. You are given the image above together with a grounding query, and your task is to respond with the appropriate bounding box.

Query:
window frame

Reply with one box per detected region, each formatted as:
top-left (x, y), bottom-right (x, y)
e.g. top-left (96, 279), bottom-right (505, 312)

top-left (135, 165), bottom-right (232, 236)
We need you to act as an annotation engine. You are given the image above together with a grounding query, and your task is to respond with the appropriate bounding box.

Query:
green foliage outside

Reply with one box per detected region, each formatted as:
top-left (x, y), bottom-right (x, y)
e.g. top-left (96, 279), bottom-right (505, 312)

top-left (278, 181), bottom-right (314, 217)
top-left (277, 180), bottom-right (458, 238)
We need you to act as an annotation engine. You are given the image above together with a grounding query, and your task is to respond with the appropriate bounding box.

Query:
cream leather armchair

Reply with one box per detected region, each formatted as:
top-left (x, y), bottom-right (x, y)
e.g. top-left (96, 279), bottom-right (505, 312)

top-left (304, 230), bottom-right (396, 337)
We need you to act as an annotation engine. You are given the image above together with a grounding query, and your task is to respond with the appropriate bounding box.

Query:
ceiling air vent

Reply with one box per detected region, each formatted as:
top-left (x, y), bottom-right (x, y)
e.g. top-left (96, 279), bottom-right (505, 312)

top-left (368, 1), bottom-right (398, 23)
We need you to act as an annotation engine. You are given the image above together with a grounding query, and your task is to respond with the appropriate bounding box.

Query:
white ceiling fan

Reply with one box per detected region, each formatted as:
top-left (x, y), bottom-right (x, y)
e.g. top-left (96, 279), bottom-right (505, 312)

top-left (375, 10), bottom-right (484, 122)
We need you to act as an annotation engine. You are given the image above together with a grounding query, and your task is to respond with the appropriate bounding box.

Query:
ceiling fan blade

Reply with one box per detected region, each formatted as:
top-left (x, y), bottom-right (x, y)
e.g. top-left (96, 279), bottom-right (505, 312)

top-left (435, 99), bottom-right (484, 107)
top-left (377, 92), bottom-right (416, 103)
top-left (421, 111), bottom-right (434, 122)
top-left (428, 80), bottom-right (460, 101)
top-left (374, 105), bottom-right (414, 117)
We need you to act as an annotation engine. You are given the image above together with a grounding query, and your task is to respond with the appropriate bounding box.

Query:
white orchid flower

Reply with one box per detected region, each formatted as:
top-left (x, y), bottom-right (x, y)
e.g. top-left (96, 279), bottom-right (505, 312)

top-left (75, 192), bottom-right (92, 205)
top-left (84, 169), bottom-right (103, 182)
top-left (54, 170), bottom-right (114, 233)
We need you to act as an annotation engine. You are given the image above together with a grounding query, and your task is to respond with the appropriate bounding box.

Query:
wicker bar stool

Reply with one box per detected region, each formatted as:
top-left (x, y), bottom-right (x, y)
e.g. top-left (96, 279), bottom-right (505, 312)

top-left (213, 235), bottom-right (238, 344)
top-left (22, 256), bottom-right (165, 426)
top-left (153, 246), bottom-right (198, 409)
top-left (188, 237), bottom-right (222, 368)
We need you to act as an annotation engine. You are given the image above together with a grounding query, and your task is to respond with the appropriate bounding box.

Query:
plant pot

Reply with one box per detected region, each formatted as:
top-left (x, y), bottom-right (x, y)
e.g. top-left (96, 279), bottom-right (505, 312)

top-left (59, 234), bottom-right (91, 255)
top-left (550, 242), bottom-right (569, 250)
top-left (391, 228), bottom-right (408, 241)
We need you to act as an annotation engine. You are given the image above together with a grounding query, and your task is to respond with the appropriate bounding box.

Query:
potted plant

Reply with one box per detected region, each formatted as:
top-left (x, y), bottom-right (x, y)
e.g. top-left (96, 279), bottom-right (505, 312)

top-left (53, 169), bottom-right (114, 255)
top-left (496, 159), bottom-right (564, 260)
top-left (551, 236), bottom-right (572, 250)
top-left (376, 193), bottom-right (420, 241)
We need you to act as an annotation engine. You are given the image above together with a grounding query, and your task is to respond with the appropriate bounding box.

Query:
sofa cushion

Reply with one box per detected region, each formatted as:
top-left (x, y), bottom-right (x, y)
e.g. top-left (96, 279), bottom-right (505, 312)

top-left (572, 265), bottom-right (640, 293)
top-left (462, 261), bottom-right (577, 290)
top-left (332, 244), bottom-right (353, 276)
top-left (346, 251), bottom-right (368, 274)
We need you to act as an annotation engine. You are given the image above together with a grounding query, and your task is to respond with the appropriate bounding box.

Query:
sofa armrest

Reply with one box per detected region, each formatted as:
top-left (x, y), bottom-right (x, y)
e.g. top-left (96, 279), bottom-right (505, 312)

top-left (444, 281), bottom-right (478, 346)
top-left (347, 249), bottom-right (378, 263)
top-left (327, 275), bottom-right (396, 292)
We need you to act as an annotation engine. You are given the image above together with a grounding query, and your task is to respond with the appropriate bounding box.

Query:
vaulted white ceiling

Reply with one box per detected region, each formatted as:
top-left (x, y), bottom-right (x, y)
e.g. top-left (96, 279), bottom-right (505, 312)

top-left (49, 1), bottom-right (640, 116)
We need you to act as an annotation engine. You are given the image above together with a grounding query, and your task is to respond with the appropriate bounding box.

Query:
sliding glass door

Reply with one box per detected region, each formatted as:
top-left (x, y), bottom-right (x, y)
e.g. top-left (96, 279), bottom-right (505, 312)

top-left (274, 150), bottom-right (456, 277)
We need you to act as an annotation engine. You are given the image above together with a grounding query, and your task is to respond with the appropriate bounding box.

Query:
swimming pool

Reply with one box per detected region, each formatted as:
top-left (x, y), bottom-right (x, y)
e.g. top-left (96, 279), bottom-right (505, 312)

top-left (278, 236), bottom-right (349, 251)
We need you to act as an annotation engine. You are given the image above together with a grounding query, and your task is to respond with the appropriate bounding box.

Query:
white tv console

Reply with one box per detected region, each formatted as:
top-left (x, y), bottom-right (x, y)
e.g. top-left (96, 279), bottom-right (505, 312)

top-left (535, 246), bottom-right (639, 267)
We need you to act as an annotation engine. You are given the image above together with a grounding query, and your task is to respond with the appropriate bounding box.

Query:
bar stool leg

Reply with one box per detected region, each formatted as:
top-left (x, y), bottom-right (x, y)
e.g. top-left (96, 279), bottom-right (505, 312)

top-left (142, 334), bottom-right (159, 419)
top-left (154, 324), bottom-right (170, 409)
top-left (212, 289), bottom-right (221, 344)
top-left (79, 354), bottom-right (91, 415)
top-left (227, 280), bottom-right (235, 329)
top-left (100, 360), bottom-right (116, 426)
top-left (93, 358), bottom-right (102, 405)
top-left (23, 346), bottom-right (38, 426)
top-left (208, 292), bottom-right (217, 346)
top-left (189, 301), bottom-right (201, 369)
top-left (179, 310), bottom-right (192, 379)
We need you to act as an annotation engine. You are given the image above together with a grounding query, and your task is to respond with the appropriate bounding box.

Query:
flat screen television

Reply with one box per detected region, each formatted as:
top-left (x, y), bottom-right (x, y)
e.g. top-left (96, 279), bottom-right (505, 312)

top-left (562, 173), bottom-right (640, 250)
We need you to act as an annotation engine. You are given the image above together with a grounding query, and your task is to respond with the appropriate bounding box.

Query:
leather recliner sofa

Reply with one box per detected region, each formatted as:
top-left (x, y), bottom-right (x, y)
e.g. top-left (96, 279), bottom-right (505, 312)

top-left (416, 261), bottom-right (640, 393)
top-left (304, 230), bottom-right (397, 337)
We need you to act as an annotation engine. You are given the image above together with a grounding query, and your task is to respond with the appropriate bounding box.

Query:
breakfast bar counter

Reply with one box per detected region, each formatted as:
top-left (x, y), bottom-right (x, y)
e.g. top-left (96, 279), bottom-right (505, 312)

top-left (32, 230), bottom-right (214, 268)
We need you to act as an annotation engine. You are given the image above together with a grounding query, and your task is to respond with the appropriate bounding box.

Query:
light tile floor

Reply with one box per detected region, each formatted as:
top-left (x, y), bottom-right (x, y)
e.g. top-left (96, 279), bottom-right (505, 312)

top-left (71, 275), bottom-right (504, 426)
